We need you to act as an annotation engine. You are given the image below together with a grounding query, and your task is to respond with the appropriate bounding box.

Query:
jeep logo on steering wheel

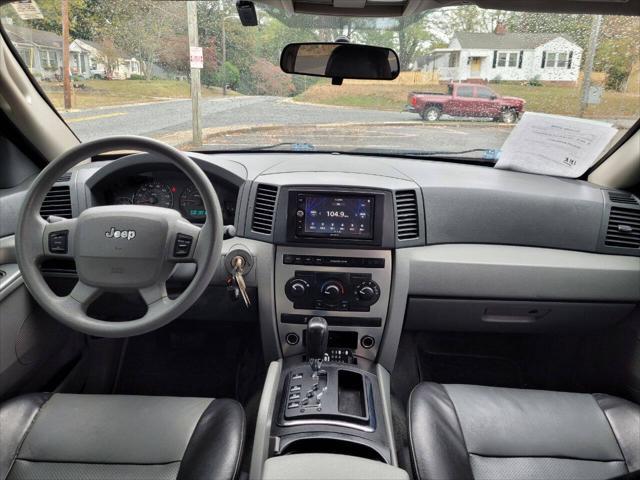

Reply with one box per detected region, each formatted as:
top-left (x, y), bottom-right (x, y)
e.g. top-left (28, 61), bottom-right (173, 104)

top-left (105, 227), bottom-right (136, 240)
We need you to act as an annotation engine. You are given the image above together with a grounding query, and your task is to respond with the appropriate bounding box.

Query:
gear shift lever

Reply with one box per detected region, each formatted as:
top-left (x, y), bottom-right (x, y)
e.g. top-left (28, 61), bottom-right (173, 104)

top-left (307, 316), bottom-right (328, 375)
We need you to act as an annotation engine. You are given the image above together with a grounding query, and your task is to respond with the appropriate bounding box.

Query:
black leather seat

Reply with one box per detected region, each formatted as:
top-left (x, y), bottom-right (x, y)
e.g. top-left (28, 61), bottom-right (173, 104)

top-left (408, 383), bottom-right (640, 480)
top-left (0, 393), bottom-right (244, 480)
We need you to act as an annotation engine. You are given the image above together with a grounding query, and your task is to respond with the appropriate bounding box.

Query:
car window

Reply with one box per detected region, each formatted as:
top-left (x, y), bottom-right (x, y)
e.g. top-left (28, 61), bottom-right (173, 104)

top-left (457, 86), bottom-right (474, 98)
top-left (1, 0), bottom-right (637, 163)
top-left (476, 87), bottom-right (494, 99)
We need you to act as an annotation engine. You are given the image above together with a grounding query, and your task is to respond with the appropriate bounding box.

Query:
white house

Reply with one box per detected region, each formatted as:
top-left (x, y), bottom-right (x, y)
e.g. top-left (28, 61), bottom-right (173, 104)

top-left (70, 39), bottom-right (141, 79)
top-left (4, 23), bottom-right (91, 80)
top-left (421, 26), bottom-right (583, 85)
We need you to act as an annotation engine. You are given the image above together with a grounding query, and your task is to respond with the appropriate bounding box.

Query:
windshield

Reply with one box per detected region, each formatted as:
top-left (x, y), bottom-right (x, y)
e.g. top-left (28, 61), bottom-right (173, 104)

top-left (1, 0), bottom-right (638, 160)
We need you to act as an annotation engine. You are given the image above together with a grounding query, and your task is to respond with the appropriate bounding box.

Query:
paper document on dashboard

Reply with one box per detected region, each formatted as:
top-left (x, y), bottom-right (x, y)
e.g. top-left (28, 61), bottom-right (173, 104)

top-left (494, 112), bottom-right (617, 178)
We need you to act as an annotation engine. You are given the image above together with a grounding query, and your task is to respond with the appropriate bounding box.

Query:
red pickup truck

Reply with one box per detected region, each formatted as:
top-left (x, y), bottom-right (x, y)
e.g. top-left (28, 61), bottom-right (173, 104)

top-left (407, 83), bottom-right (526, 123)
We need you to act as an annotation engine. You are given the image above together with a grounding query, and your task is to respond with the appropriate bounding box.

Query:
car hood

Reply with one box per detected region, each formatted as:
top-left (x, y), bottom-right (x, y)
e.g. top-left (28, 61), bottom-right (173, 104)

top-left (502, 96), bottom-right (526, 104)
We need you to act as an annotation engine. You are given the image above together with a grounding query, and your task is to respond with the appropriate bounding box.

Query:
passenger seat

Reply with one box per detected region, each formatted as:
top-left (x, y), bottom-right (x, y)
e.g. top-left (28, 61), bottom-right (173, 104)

top-left (408, 383), bottom-right (640, 480)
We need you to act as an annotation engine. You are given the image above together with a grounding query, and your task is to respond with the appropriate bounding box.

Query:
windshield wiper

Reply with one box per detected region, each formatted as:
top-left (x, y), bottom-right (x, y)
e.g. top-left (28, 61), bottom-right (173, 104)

top-left (243, 142), bottom-right (316, 151)
top-left (203, 143), bottom-right (499, 164)
top-left (348, 147), bottom-right (500, 164)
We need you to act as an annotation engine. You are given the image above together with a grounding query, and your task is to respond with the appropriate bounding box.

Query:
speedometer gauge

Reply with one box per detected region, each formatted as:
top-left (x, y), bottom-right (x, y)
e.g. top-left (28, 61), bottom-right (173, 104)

top-left (179, 186), bottom-right (206, 220)
top-left (133, 182), bottom-right (173, 208)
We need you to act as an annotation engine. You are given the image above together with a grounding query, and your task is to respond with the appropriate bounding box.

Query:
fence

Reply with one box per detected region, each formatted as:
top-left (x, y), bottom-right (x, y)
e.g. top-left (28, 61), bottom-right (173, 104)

top-left (344, 70), bottom-right (439, 85)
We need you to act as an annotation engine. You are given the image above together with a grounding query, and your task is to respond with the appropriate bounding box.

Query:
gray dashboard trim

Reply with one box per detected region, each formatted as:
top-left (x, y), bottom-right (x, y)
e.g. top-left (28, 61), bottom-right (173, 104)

top-left (250, 359), bottom-right (282, 480)
top-left (405, 244), bottom-right (640, 301)
top-left (0, 263), bottom-right (22, 302)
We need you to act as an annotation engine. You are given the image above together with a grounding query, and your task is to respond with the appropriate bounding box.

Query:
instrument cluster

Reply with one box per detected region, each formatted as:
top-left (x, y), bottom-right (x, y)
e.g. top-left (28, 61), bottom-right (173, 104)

top-left (104, 171), bottom-right (237, 225)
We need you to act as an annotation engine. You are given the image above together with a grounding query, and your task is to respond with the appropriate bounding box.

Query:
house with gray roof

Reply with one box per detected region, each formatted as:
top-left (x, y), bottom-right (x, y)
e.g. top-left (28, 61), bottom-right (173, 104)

top-left (4, 23), bottom-right (92, 80)
top-left (420, 24), bottom-right (583, 84)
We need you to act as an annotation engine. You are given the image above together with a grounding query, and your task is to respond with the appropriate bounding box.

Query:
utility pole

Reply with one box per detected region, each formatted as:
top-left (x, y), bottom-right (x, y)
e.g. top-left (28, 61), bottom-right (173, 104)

top-left (61, 0), bottom-right (72, 109)
top-left (579, 14), bottom-right (603, 117)
top-left (187, 1), bottom-right (202, 146)
top-left (222, 17), bottom-right (227, 96)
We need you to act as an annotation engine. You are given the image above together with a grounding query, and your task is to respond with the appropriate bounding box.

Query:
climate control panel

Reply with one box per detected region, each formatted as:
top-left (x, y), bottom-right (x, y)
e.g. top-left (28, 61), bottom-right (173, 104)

top-left (276, 247), bottom-right (392, 362)
top-left (285, 271), bottom-right (381, 312)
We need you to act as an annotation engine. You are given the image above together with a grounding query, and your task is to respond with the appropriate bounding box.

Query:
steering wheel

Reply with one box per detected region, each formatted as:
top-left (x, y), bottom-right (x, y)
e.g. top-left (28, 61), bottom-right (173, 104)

top-left (15, 136), bottom-right (223, 338)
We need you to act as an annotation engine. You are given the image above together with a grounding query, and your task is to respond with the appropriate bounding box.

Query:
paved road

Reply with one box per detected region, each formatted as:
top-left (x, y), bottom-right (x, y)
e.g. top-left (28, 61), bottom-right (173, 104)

top-left (61, 96), bottom-right (629, 153)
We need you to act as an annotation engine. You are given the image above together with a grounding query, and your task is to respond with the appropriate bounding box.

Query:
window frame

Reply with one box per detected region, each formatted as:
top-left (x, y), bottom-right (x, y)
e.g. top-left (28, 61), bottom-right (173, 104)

top-left (496, 51), bottom-right (519, 68)
top-left (544, 51), bottom-right (571, 68)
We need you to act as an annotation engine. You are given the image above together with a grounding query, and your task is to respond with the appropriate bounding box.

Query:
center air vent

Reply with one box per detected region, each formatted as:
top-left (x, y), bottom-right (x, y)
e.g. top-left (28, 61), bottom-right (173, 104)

top-left (251, 184), bottom-right (278, 235)
top-left (395, 190), bottom-right (419, 240)
top-left (605, 207), bottom-right (640, 249)
top-left (40, 185), bottom-right (72, 219)
top-left (608, 191), bottom-right (639, 206)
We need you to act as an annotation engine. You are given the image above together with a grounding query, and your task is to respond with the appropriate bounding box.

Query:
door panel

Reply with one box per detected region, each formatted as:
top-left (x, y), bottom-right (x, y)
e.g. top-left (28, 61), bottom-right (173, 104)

top-left (0, 136), bottom-right (83, 400)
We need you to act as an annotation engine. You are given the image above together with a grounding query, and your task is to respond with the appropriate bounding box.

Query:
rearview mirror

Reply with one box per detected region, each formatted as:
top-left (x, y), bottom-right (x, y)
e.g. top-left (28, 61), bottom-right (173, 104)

top-left (280, 42), bottom-right (400, 84)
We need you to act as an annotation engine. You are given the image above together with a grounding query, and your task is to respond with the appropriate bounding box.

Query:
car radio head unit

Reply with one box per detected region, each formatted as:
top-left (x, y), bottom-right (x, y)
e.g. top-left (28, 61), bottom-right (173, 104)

top-left (287, 190), bottom-right (384, 245)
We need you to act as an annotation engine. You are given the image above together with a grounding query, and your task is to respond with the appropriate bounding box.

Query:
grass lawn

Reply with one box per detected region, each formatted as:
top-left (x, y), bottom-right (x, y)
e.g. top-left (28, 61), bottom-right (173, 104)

top-left (296, 82), bottom-right (640, 119)
top-left (43, 79), bottom-right (237, 110)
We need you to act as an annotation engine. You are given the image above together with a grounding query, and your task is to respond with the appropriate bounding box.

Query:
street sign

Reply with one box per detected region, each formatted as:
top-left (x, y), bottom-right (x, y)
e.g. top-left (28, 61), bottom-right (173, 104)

top-left (11, 0), bottom-right (44, 20)
top-left (189, 46), bottom-right (203, 69)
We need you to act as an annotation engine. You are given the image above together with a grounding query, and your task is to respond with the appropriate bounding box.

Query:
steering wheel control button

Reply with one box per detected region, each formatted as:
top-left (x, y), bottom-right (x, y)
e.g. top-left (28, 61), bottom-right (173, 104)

top-left (173, 233), bottom-right (193, 257)
top-left (289, 393), bottom-right (301, 401)
top-left (48, 231), bottom-right (69, 254)
top-left (290, 385), bottom-right (302, 393)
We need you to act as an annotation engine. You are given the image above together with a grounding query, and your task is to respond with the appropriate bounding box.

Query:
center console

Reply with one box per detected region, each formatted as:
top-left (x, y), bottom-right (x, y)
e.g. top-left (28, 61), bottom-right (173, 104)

top-left (256, 187), bottom-right (400, 474)
top-left (275, 188), bottom-right (393, 363)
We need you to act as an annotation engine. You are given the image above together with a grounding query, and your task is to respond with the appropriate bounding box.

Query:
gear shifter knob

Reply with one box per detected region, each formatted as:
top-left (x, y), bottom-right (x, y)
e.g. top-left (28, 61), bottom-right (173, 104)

top-left (307, 316), bottom-right (328, 372)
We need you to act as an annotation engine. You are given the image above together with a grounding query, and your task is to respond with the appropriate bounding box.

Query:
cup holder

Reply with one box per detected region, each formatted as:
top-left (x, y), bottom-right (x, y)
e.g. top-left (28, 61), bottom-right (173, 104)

top-left (280, 437), bottom-right (386, 463)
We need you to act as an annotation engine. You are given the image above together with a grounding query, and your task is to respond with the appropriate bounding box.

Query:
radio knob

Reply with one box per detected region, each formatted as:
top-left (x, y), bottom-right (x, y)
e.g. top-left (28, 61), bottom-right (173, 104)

top-left (320, 280), bottom-right (344, 300)
top-left (355, 281), bottom-right (380, 304)
top-left (286, 278), bottom-right (310, 299)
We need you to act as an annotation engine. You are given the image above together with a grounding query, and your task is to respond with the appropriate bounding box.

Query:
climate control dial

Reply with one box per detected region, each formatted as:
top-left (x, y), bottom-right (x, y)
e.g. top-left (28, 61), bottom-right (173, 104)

top-left (285, 278), bottom-right (311, 301)
top-left (320, 280), bottom-right (345, 300)
top-left (355, 280), bottom-right (380, 305)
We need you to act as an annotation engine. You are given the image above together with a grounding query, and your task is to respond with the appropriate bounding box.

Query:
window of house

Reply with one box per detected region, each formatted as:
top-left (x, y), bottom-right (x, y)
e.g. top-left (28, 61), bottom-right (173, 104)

top-left (544, 51), bottom-right (570, 68)
top-left (16, 47), bottom-right (31, 67)
top-left (42, 50), bottom-right (58, 70)
top-left (448, 52), bottom-right (459, 68)
top-left (496, 51), bottom-right (518, 68)
top-left (457, 86), bottom-right (473, 97)
top-left (476, 87), bottom-right (494, 99)
top-left (557, 52), bottom-right (568, 67)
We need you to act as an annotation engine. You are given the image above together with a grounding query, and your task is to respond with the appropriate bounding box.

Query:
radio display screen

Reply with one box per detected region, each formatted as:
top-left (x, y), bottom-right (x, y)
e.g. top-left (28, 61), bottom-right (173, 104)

top-left (300, 194), bottom-right (374, 239)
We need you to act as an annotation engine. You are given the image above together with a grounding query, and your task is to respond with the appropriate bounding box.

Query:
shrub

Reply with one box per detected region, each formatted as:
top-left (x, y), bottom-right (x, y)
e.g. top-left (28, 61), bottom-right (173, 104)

top-left (128, 74), bottom-right (146, 80)
top-left (528, 76), bottom-right (543, 87)
top-left (605, 65), bottom-right (628, 91)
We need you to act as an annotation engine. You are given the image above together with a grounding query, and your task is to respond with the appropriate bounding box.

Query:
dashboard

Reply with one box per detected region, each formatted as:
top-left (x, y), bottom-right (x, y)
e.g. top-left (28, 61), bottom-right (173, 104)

top-left (95, 169), bottom-right (238, 225)
top-left (34, 150), bottom-right (639, 368)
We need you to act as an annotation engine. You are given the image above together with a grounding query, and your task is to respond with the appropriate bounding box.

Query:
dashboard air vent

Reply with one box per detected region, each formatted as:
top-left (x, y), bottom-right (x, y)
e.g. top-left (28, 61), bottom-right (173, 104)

top-left (251, 184), bottom-right (278, 235)
top-left (57, 172), bottom-right (72, 182)
top-left (40, 185), bottom-right (72, 219)
top-left (395, 190), bottom-right (419, 240)
top-left (608, 191), bottom-right (639, 206)
top-left (605, 207), bottom-right (640, 249)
